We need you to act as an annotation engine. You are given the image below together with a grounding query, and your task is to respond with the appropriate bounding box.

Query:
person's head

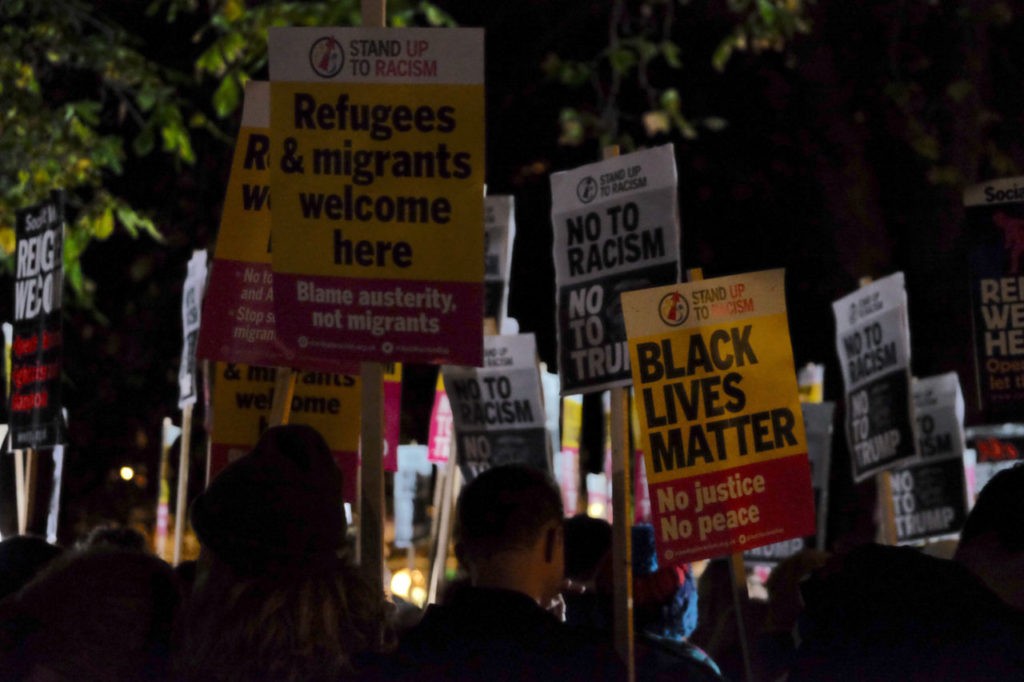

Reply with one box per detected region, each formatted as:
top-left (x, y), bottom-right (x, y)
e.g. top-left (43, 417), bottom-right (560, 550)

top-left (958, 464), bottom-right (1024, 553)
top-left (176, 424), bottom-right (392, 680)
top-left (454, 464), bottom-right (564, 604)
top-left (0, 535), bottom-right (63, 602)
top-left (954, 464), bottom-right (1024, 610)
top-left (631, 523), bottom-right (698, 641)
top-left (563, 514), bottom-right (613, 593)
top-left (0, 547), bottom-right (182, 681)
top-left (189, 423), bottom-right (349, 576)
top-left (174, 549), bottom-right (392, 682)
top-left (77, 524), bottom-right (149, 552)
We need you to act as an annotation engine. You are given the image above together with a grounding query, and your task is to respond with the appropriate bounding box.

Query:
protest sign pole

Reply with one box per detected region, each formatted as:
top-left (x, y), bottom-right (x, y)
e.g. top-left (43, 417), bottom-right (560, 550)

top-left (876, 470), bottom-right (898, 544)
top-left (601, 145), bottom-right (636, 681)
top-left (359, 360), bottom-right (386, 593)
top-left (173, 403), bottom-right (193, 565)
top-left (24, 448), bottom-right (38, 533)
top-left (156, 417), bottom-right (178, 560)
top-left (426, 462), bottom-right (446, 601)
top-left (268, 368), bottom-right (297, 427)
top-left (14, 449), bottom-right (25, 534)
top-left (357, 0), bottom-right (387, 596)
top-left (687, 267), bottom-right (755, 682)
top-left (428, 443), bottom-right (459, 605)
top-left (610, 386), bottom-right (634, 678)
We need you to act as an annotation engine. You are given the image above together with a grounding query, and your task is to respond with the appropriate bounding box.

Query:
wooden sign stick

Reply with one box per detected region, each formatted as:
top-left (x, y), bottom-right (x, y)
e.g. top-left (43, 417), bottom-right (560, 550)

top-left (687, 267), bottom-right (755, 682)
top-left (268, 368), bottom-right (298, 427)
top-left (428, 442), bottom-right (459, 605)
top-left (360, 360), bottom-right (386, 594)
top-left (14, 449), bottom-right (26, 535)
top-left (173, 403), bottom-right (193, 565)
top-left (22, 448), bottom-right (39, 534)
top-left (603, 145), bottom-right (636, 682)
top-left (358, 0), bottom-right (388, 597)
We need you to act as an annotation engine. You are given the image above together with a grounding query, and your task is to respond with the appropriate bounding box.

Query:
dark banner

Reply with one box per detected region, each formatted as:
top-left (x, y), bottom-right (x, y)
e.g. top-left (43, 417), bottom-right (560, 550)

top-left (456, 428), bottom-right (550, 482)
top-left (964, 177), bottom-right (1024, 422)
top-left (11, 191), bottom-right (65, 449)
top-left (846, 368), bottom-right (916, 481)
top-left (557, 262), bottom-right (677, 393)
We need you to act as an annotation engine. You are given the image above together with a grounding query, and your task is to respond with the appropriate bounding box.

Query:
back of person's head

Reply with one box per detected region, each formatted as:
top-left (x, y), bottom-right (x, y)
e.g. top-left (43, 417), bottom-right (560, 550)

top-left (631, 523), bottom-right (698, 641)
top-left (77, 524), bottom-right (149, 552)
top-left (176, 424), bottom-right (392, 681)
top-left (0, 547), bottom-right (181, 681)
top-left (189, 423), bottom-right (349, 575)
top-left (454, 463), bottom-right (563, 567)
top-left (0, 535), bottom-right (62, 602)
top-left (959, 464), bottom-right (1024, 553)
top-left (953, 463), bottom-right (1024, 611)
top-left (563, 514), bottom-right (612, 584)
top-left (175, 550), bottom-right (392, 682)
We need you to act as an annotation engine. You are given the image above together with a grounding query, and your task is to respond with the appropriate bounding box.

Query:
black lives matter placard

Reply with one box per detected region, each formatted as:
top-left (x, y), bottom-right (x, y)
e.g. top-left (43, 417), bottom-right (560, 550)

top-left (11, 191), bottom-right (65, 449)
top-left (833, 273), bottom-right (916, 482)
top-left (442, 333), bottom-right (549, 482)
top-left (551, 144), bottom-right (680, 395)
top-left (964, 176), bottom-right (1024, 422)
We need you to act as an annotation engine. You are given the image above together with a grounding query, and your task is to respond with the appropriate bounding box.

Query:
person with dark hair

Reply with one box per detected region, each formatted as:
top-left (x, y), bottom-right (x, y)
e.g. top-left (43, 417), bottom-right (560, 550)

top-left (385, 464), bottom-right (625, 680)
top-left (630, 524), bottom-right (723, 681)
top-left (0, 535), bottom-right (62, 602)
top-left (953, 463), bottom-right (1024, 610)
top-left (0, 546), bottom-right (182, 681)
top-left (790, 464), bottom-right (1024, 681)
top-left (77, 523), bottom-right (149, 552)
top-left (172, 424), bottom-right (393, 682)
top-left (561, 516), bottom-right (723, 681)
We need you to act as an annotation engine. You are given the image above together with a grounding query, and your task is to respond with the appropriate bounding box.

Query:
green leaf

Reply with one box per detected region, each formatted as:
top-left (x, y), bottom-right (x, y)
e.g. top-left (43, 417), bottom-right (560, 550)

top-left (712, 37), bottom-right (736, 72)
top-left (660, 41), bottom-right (683, 69)
top-left (94, 206), bottom-right (114, 240)
top-left (212, 76), bottom-right (241, 118)
top-left (424, 5), bottom-right (447, 26)
top-left (660, 88), bottom-right (681, 114)
top-left (609, 47), bottom-right (637, 75)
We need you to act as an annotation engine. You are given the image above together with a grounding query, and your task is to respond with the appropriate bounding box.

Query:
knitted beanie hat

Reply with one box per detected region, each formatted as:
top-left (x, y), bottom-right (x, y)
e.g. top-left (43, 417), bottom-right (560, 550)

top-left (631, 523), bottom-right (699, 640)
top-left (190, 424), bottom-right (347, 574)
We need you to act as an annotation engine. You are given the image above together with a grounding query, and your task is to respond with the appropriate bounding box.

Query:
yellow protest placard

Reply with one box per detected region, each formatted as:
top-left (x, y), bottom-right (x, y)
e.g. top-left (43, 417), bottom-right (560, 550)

top-left (210, 362), bottom-right (361, 501)
top-left (622, 269), bottom-right (815, 564)
top-left (268, 28), bottom-right (484, 367)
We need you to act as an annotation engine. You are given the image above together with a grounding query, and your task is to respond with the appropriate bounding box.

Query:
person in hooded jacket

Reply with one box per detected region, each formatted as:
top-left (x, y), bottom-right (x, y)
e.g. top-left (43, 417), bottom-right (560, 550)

top-left (789, 464), bottom-right (1024, 681)
top-left (384, 464), bottom-right (626, 681)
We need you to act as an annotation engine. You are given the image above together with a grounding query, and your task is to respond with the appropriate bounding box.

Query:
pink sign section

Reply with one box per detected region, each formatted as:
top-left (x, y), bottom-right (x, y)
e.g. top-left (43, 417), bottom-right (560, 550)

top-left (634, 449), bottom-right (652, 524)
top-left (384, 376), bottom-right (401, 472)
top-left (647, 456), bottom-right (814, 564)
top-left (274, 274), bottom-right (482, 368)
top-left (427, 387), bottom-right (453, 464)
top-left (199, 260), bottom-right (284, 366)
top-left (199, 260), bottom-right (359, 373)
